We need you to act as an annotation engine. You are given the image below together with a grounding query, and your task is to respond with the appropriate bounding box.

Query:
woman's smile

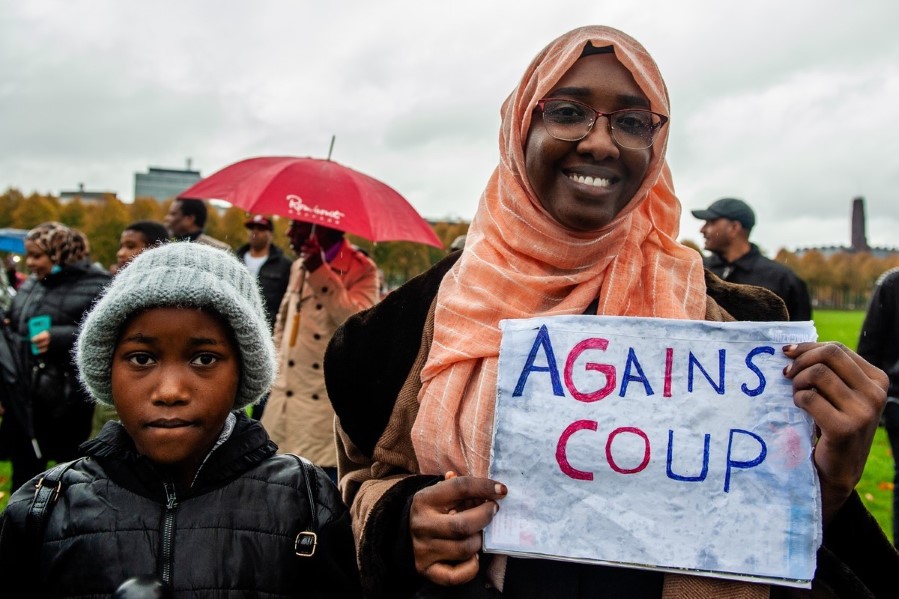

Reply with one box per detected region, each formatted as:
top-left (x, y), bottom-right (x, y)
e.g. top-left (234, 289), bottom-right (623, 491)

top-left (525, 52), bottom-right (653, 232)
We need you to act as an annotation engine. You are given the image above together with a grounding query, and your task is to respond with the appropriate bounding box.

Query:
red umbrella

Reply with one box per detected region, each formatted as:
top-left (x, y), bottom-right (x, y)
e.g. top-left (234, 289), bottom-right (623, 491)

top-left (178, 156), bottom-right (443, 248)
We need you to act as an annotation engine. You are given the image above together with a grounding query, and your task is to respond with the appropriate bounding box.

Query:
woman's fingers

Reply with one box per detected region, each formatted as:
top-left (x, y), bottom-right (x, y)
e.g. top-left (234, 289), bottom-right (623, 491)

top-left (30, 330), bottom-right (50, 353)
top-left (410, 475), bottom-right (507, 585)
top-left (786, 343), bottom-right (886, 414)
top-left (421, 554), bottom-right (481, 587)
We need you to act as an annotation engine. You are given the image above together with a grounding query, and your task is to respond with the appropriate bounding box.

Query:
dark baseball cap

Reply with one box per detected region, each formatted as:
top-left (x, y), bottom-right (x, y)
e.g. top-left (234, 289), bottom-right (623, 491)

top-left (691, 198), bottom-right (755, 230)
top-left (244, 214), bottom-right (274, 230)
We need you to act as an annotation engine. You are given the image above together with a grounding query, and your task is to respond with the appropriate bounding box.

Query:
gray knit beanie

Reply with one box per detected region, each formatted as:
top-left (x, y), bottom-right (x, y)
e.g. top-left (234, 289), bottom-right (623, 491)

top-left (76, 242), bottom-right (277, 409)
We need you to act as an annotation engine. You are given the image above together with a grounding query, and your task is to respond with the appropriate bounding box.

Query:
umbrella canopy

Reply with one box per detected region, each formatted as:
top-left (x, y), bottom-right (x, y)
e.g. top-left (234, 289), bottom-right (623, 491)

top-left (179, 157), bottom-right (443, 248)
top-left (0, 228), bottom-right (27, 253)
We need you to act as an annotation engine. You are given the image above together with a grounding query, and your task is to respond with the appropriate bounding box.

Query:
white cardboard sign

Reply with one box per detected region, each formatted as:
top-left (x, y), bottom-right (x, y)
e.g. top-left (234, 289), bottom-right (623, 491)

top-left (485, 315), bottom-right (820, 587)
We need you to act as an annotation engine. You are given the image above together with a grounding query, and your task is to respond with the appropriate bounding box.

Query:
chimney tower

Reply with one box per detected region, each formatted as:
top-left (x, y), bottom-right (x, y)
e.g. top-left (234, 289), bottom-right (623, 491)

top-left (851, 196), bottom-right (870, 253)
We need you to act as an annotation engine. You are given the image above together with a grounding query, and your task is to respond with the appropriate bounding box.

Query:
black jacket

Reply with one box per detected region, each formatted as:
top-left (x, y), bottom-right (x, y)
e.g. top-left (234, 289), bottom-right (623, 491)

top-left (704, 244), bottom-right (811, 321)
top-left (2, 261), bottom-right (110, 460)
top-left (0, 412), bottom-right (361, 597)
top-left (858, 267), bottom-right (899, 399)
top-left (7, 260), bottom-right (110, 366)
top-left (236, 243), bottom-right (293, 330)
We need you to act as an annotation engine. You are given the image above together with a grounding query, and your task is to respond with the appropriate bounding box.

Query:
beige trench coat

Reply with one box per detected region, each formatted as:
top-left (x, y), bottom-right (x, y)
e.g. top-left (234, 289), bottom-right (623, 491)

top-left (261, 243), bottom-right (379, 467)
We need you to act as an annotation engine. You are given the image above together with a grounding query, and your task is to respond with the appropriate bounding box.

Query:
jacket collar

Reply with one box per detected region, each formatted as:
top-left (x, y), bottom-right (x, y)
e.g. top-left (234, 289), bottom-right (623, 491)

top-left (81, 410), bottom-right (277, 500)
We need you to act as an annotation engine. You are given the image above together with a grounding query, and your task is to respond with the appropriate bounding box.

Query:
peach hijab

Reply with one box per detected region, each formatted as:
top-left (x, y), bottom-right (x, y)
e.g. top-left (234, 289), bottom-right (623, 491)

top-left (413, 26), bottom-right (707, 478)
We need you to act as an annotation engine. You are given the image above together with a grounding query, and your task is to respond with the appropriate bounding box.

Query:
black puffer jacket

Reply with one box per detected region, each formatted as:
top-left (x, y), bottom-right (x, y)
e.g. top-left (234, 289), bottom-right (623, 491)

top-left (0, 412), bottom-right (361, 597)
top-left (7, 260), bottom-right (111, 361)
top-left (2, 261), bottom-right (110, 461)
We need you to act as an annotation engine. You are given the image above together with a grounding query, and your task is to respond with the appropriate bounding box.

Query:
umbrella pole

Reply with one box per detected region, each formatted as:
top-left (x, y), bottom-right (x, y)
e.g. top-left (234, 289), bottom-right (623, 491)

top-left (288, 267), bottom-right (306, 348)
top-left (288, 224), bottom-right (317, 348)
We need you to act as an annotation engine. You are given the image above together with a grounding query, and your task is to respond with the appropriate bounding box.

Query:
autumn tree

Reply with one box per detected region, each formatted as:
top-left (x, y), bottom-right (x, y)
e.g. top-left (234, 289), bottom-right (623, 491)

top-left (0, 188), bottom-right (25, 228)
top-left (80, 198), bottom-right (131, 269)
top-left (129, 198), bottom-right (165, 222)
top-left (208, 206), bottom-right (251, 249)
top-left (11, 193), bottom-right (60, 229)
top-left (59, 198), bottom-right (88, 229)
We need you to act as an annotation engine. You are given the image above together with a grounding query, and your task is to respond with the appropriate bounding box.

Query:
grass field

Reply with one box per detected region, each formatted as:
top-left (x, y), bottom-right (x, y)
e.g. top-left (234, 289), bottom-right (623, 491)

top-left (0, 309), bottom-right (893, 542)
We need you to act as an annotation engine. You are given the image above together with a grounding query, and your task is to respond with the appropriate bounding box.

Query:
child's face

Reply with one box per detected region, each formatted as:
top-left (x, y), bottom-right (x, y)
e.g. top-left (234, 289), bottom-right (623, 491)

top-left (111, 307), bottom-right (240, 486)
top-left (116, 230), bottom-right (148, 270)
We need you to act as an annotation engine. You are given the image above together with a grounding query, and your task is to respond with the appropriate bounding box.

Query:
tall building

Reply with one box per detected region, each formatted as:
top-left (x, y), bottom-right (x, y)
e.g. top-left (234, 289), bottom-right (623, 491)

top-left (134, 159), bottom-right (201, 202)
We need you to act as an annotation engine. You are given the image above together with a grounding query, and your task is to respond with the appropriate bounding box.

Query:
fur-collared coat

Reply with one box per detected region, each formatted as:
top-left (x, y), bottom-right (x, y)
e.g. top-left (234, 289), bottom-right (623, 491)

top-left (263, 243), bottom-right (379, 467)
top-left (325, 251), bottom-right (899, 599)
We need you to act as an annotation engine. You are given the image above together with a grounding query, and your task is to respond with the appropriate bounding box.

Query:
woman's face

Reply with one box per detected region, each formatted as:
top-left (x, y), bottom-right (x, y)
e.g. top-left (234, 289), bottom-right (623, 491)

top-left (525, 53), bottom-right (654, 232)
top-left (24, 240), bottom-right (53, 279)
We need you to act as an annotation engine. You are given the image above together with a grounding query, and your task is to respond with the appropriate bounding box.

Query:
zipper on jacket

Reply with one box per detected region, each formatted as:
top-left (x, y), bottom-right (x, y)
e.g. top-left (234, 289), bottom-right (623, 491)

top-left (160, 481), bottom-right (178, 586)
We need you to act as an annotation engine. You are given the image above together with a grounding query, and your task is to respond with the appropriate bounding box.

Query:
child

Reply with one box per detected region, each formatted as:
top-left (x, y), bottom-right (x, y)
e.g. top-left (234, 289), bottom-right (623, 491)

top-left (90, 219), bottom-right (172, 439)
top-left (115, 220), bottom-right (170, 272)
top-left (0, 242), bottom-right (361, 597)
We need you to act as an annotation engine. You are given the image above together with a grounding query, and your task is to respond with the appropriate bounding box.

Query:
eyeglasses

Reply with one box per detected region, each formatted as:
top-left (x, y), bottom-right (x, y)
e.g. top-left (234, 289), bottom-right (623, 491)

top-left (535, 98), bottom-right (668, 150)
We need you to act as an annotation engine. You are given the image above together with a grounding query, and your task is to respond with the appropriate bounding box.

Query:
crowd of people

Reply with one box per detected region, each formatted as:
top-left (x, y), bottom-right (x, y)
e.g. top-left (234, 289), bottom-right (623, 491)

top-left (0, 23), bottom-right (895, 598)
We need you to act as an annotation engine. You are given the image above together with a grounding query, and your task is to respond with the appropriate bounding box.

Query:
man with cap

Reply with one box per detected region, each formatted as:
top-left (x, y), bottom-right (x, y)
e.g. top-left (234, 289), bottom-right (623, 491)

top-left (692, 198), bottom-right (811, 321)
top-left (235, 215), bottom-right (292, 332)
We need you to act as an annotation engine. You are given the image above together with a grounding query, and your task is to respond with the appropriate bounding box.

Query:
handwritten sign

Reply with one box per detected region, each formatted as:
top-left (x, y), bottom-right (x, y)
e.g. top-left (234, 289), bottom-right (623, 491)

top-left (484, 315), bottom-right (820, 587)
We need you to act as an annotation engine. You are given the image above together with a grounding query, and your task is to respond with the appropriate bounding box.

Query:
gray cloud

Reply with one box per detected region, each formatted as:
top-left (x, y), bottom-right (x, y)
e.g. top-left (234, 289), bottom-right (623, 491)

top-left (2, 0), bottom-right (897, 254)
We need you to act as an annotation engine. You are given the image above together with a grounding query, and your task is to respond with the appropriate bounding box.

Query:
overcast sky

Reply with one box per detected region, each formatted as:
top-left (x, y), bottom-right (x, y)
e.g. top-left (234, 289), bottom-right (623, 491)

top-left (2, 0), bottom-right (897, 253)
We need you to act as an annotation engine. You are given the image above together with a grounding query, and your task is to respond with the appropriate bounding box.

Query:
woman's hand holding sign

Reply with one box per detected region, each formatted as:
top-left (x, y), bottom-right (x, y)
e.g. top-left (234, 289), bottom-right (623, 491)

top-left (410, 472), bottom-right (507, 586)
top-left (784, 342), bottom-right (888, 525)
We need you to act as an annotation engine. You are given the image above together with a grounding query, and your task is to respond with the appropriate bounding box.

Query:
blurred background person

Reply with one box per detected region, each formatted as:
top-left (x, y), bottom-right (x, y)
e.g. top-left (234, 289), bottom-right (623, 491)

top-left (236, 215), bottom-right (292, 332)
top-left (114, 220), bottom-right (169, 272)
top-left (692, 197), bottom-right (811, 321)
top-left (0, 222), bottom-right (110, 489)
top-left (164, 198), bottom-right (230, 250)
top-left (236, 214), bottom-right (292, 420)
top-left (4, 256), bottom-right (25, 292)
top-left (261, 221), bottom-right (379, 481)
top-left (89, 219), bottom-right (170, 438)
top-left (858, 266), bottom-right (899, 548)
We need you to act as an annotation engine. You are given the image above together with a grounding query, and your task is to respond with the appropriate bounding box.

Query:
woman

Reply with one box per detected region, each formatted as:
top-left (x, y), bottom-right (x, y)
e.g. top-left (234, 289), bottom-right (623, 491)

top-left (1, 222), bottom-right (110, 489)
top-left (325, 26), bottom-right (896, 597)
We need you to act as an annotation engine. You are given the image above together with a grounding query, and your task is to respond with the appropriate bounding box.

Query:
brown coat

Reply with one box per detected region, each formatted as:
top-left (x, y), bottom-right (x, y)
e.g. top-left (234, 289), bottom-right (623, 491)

top-left (262, 243), bottom-right (379, 467)
top-left (195, 233), bottom-right (232, 252)
top-left (326, 252), bottom-right (898, 598)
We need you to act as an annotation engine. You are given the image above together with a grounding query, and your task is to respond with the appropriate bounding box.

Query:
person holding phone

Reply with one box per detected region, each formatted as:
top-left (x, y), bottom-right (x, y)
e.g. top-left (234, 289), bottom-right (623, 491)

top-left (0, 222), bottom-right (110, 489)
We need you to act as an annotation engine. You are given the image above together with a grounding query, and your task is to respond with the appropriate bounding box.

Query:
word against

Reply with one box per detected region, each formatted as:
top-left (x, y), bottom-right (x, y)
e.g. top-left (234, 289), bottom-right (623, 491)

top-left (485, 315), bottom-right (820, 587)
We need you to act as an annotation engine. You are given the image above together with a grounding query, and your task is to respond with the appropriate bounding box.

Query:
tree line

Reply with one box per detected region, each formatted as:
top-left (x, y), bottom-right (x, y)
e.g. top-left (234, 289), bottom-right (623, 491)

top-left (6, 187), bottom-right (892, 306)
top-left (774, 247), bottom-right (899, 311)
top-left (0, 188), bottom-right (469, 289)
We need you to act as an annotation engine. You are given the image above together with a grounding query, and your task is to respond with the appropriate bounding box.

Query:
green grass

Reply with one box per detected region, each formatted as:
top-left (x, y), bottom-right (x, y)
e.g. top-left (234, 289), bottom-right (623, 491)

top-left (813, 308), bottom-right (865, 348)
top-left (0, 460), bottom-right (8, 511)
top-left (858, 427), bottom-right (894, 541)
top-left (0, 309), bottom-right (893, 542)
